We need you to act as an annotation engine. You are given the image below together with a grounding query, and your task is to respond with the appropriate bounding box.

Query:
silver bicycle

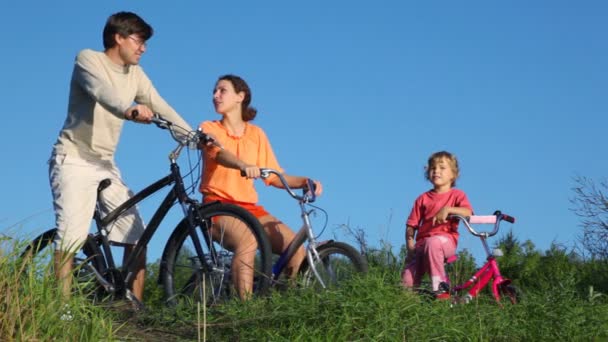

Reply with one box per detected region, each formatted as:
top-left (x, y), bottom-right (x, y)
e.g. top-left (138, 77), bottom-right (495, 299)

top-left (257, 168), bottom-right (368, 290)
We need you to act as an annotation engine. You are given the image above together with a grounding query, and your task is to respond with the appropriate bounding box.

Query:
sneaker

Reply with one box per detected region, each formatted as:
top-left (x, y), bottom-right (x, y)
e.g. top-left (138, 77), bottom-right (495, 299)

top-left (59, 304), bottom-right (73, 321)
top-left (125, 289), bottom-right (146, 313)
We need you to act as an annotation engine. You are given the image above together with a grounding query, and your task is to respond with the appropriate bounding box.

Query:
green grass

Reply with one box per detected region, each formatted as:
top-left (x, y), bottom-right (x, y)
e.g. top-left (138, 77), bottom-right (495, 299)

top-left (135, 266), bottom-right (608, 341)
top-left (198, 268), bottom-right (608, 341)
top-left (0, 237), bottom-right (116, 340)
top-left (4, 235), bottom-right (608, 341)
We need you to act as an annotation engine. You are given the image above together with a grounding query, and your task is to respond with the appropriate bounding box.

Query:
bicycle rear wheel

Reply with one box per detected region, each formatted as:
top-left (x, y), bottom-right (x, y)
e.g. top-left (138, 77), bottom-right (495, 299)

top-left (299, 241), bottom-right (368, 290)
top-left (161, 202), bottom-right (272, 306)
top-left (20, 229), bottom-right (108, 299)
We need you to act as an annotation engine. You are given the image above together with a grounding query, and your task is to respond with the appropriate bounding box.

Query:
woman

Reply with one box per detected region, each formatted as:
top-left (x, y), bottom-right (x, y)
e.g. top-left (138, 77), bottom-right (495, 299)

top-left (199, 74), bottom-right (323, 298)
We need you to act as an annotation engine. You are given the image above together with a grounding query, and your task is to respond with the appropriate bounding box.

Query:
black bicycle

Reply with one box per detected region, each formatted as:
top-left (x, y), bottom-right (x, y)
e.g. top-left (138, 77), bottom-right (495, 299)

top-left (21, 116), bottom-right (272, 308)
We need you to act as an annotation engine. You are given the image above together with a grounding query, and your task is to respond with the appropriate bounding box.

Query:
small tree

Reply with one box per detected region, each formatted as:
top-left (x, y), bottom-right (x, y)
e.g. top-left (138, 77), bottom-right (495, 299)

top-left (570, 176), bottom-right (608, 259)
top-left (493, 231), bottom-right (543, 289)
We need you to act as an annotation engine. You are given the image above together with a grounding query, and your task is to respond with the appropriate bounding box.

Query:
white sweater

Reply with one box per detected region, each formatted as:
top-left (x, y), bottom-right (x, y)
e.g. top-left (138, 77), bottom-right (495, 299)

top-left (52, 49), bottom-right (192, 161)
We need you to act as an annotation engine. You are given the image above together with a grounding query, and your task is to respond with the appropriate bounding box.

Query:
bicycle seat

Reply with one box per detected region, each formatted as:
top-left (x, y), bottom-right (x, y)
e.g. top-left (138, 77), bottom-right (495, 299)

top-left (97, 179), bottom-right (112, 193)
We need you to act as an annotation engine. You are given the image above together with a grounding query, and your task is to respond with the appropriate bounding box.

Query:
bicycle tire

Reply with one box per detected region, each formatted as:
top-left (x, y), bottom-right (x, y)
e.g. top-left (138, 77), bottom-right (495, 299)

top-left (20, 228), bottom-right (108, 299)
top-left (299, 241), bottom-right (368, 290)
top-left (499, 283), bottom-right (519, 304)
top-left (161, 202), bottom-right (272, 306)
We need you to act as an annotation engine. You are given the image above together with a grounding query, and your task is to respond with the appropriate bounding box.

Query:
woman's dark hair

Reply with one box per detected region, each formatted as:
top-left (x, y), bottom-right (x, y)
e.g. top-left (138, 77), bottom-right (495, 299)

top-left (218, 74), bottom-right (257, 121)
top-left (102, 12), bottom-right (153, 50)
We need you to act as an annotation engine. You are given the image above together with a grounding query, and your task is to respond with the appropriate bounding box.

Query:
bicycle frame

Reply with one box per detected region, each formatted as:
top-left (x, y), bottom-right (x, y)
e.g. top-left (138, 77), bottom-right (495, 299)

top-left (452, 254), bottom-right (511, 302)
top-left (94, 167), bottom-right (181, 288)
top-left (257, 168), bottom-right (329, 288)
top-left (271, 198), bottom-right (326, 284)
top-left (88, 118), bottom-right (212, 297)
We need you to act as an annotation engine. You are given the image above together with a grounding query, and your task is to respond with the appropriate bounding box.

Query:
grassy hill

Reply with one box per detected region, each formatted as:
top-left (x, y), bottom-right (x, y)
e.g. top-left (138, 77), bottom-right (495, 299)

top-left (3, 235), bottom-right (608, 341)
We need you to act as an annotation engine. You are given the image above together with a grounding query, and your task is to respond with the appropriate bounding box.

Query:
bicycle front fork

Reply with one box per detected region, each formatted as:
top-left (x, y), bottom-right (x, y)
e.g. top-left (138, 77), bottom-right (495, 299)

top-left (305, 246), bottom-right (327, 288)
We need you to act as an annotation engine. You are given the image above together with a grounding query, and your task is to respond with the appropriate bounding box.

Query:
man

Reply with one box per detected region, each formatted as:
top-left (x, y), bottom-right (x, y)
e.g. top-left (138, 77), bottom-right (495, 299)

top-left (49, 11), bottom-right (192, 302)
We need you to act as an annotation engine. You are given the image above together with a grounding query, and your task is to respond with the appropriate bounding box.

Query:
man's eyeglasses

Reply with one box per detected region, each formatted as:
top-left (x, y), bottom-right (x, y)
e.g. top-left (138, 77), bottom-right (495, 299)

top-left (128, 35), bottom-right (147, 48)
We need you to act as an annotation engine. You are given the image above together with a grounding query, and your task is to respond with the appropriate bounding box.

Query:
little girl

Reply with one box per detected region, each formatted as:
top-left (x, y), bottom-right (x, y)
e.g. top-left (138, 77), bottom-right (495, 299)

top-left (402, 151), bottom-right (473, 298)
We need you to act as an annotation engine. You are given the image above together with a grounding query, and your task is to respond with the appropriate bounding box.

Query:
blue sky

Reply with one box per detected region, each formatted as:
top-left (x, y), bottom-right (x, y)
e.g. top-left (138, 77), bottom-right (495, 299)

top-left (1, 1), bottom-right (607, 264)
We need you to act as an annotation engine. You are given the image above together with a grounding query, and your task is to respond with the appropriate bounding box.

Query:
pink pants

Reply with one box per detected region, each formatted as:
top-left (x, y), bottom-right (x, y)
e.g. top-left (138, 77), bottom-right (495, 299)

top-left (402, 235), bottom-right (456, 291)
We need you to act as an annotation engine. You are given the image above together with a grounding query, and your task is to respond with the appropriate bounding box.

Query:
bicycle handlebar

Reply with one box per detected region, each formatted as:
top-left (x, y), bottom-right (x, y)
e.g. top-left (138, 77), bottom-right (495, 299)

top-left (256, 168), bottom-right (316, 203)
top-left (129, 110), bottom-right (217, 148)
top-left (500, 213), bottom-right (516, 224)
top-left (448, 210), bottom-right (516, 238)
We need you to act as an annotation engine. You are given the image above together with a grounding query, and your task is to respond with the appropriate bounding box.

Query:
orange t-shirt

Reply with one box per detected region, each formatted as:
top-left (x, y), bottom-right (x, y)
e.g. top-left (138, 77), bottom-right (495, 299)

top-left (199, 120), bottom-right (283, 204)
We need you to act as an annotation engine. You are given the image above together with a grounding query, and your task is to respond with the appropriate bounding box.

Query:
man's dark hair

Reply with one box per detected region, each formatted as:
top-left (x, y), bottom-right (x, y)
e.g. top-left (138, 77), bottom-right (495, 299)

top-left (102, 12), bottom-right (153, 50)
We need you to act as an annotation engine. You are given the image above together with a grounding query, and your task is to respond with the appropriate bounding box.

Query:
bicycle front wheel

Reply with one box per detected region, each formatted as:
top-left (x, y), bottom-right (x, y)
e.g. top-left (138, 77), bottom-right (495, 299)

top-left (299, 241), bottom-right (368, 290)
top-left (161, 202), bottom-right (272, 306)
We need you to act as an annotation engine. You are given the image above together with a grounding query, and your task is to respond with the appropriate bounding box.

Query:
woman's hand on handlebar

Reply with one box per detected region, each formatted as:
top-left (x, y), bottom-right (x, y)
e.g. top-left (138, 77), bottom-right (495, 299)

top-left (125, 104), bottom-right (154, 123)
top-left (308, 179), bottom-right (323, 196)
top-left (295, 177), bottom-right (323, 196)
top-left (239, 164), bottom-right (261, 179)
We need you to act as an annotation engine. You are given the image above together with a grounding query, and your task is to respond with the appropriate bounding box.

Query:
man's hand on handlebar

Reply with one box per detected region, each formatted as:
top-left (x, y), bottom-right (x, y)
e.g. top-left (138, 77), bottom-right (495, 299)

top-left (125, 104), bottom-right (154, 123)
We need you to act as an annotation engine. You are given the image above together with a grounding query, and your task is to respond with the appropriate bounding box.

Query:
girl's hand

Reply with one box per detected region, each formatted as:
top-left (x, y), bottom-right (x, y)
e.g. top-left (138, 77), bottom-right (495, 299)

top-left (432, 206), bottom-right (451, 225)
top-left (405, 241), bottom-right (416, 263)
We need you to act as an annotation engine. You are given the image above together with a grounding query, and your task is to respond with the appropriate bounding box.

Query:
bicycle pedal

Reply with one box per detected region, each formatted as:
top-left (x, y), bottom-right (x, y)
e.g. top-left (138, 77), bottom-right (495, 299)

top-left (438, 281), bottom-right (450, 292)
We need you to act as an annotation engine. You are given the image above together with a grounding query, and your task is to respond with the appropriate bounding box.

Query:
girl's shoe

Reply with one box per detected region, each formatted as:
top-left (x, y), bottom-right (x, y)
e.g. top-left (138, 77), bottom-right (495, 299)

top-left (434, 291), bottom-right (451, 300)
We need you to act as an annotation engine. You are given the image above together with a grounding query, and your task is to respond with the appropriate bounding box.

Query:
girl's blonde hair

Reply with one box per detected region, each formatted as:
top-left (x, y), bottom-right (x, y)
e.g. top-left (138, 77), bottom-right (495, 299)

top-left (425, 151), bottom-right (460, 186)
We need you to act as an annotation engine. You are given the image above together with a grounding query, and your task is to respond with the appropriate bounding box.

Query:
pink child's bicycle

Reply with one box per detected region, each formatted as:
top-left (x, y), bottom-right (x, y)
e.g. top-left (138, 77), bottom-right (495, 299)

top-left (440, 210), bottom-right (519, 305)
